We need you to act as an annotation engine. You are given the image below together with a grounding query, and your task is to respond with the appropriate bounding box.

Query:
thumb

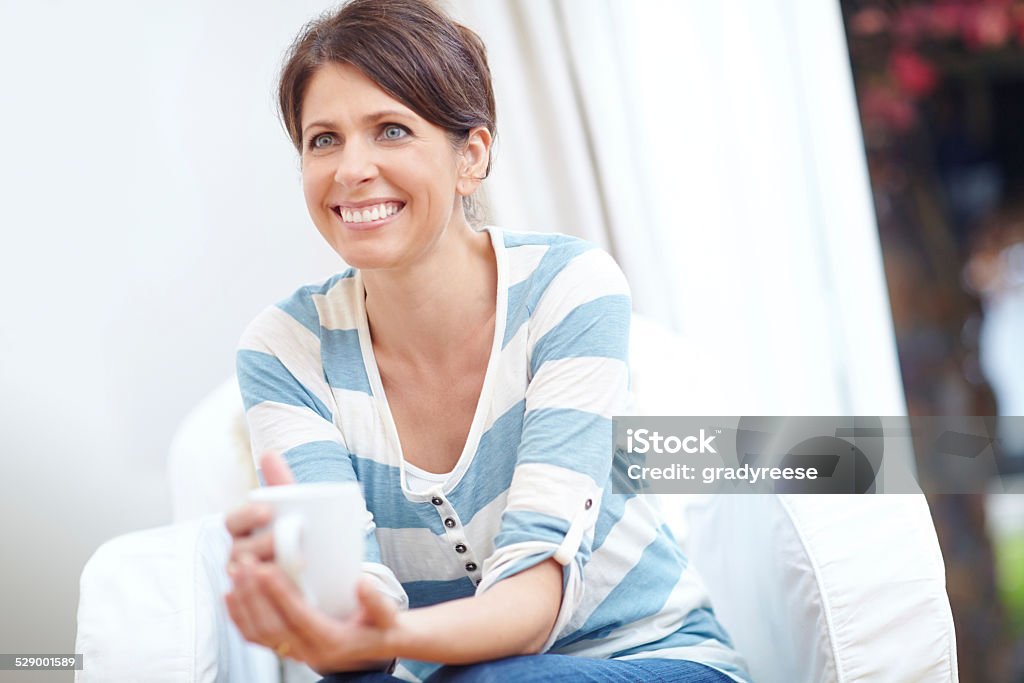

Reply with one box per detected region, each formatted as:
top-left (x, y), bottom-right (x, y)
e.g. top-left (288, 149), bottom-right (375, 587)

top-left (259, 452), bottom-right (295, 486)
top-left (357, 577), bottom-right (397, 629)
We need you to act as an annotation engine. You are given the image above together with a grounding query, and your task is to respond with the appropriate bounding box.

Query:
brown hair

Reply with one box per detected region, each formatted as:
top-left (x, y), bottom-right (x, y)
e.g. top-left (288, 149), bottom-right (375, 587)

top-left (278, 0), bottom-right (497, 212)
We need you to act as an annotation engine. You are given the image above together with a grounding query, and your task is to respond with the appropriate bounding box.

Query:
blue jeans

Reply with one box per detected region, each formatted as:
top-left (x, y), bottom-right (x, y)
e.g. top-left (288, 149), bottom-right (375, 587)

top-left (319, 654), bottom-right (733, 682)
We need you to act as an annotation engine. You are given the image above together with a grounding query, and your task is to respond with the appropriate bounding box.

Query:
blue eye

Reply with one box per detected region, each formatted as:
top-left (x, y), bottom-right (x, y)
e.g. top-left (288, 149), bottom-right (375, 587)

top-left (381, 125), bottom-right (409, 141)
top-left (310, 133), bottom-right (335, 149)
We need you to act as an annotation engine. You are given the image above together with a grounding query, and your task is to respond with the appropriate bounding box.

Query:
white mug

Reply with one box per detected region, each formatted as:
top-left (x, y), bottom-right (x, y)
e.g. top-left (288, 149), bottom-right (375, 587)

top-left (247, 482), bottom-right (365, 619)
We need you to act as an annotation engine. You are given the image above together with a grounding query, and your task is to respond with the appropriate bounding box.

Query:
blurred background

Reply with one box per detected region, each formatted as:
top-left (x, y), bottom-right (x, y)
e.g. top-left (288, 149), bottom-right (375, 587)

top-left (840, 1), bottom-right (1024, 680)
top-left (0, 0), bottom-right (1020, 681)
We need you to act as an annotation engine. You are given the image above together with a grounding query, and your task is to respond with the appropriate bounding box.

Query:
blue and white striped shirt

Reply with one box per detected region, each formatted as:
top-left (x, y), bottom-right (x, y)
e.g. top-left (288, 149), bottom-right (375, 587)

top-left (237, 227), bottom-right (749, 682)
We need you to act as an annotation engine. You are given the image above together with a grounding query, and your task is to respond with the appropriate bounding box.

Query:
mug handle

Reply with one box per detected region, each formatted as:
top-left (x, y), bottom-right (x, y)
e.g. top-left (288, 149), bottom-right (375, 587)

top-left (273, 513), bottom-right (306, 581)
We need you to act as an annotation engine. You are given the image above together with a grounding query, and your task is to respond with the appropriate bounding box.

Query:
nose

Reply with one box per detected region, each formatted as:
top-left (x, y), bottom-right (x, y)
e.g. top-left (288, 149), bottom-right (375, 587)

top-left (333, 139), bottom-right (378, 188)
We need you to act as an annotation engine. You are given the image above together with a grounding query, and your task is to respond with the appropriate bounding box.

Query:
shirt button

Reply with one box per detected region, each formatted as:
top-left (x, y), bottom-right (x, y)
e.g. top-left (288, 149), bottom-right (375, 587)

top-left (454, 543), bottom-right (467, 553)
top-left (444, 518), bottom-right (457, 528)
top-left (465, 562), bottom-right (478, 572)
top-left (584, 498), bottom-right (593, 510)
top-left (431, 497), bottom-right (443, 506)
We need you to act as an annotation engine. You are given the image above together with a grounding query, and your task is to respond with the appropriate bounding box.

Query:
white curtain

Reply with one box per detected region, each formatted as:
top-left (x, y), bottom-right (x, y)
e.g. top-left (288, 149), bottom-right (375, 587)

top-left (451, 0), bottom-right (907, 417)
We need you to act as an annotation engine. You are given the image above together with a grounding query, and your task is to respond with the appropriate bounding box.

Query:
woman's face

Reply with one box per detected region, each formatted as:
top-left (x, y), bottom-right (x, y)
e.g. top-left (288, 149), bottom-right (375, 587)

top-left (299, 62), bottom-right (471, 271)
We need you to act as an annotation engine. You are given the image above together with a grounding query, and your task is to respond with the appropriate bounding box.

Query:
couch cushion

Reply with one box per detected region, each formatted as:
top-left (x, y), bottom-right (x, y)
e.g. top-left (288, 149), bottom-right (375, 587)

top-left (75, 515), bottom-right (279, 683)
top-left (169, 378), bottom-right (258, 522)
top-left (684, 494), bottom-right (958, 683)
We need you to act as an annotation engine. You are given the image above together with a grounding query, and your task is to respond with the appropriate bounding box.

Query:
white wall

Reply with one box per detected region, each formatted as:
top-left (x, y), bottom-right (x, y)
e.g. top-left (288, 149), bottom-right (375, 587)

top-left (0, 0), bottom-right (340, 668)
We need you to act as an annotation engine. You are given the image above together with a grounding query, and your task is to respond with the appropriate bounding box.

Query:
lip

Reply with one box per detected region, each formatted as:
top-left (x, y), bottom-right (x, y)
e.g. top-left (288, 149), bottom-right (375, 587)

top-left (332, 198), bottom-right (405, 209)
top-left (331, 202), bottom-right (405, 231)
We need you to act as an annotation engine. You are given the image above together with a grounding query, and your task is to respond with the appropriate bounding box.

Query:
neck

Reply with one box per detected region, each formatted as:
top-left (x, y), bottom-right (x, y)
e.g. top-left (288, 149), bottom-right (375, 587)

top-left (362, 223), bottom-right (496, 367)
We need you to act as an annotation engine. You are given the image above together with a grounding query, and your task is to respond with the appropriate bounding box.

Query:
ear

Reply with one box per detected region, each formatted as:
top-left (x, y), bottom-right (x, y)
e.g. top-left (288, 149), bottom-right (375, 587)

top-left (456, 126), bottom-right (493, 196)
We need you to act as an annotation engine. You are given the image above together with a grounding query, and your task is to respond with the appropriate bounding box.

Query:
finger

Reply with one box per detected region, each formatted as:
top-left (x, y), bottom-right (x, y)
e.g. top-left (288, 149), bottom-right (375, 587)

top-left (229, 530), bottom-right (275, 564)
top-left (258, 562), bottom-right (342, 648)
top-left (225, 503), bottom-right (273, 538)
top-left (251, 563), bottom-right (335, 661)
top-left (356, 578), bottom-right (397, 629)
top-left (225, 591), bottom-right (255, 641)
top-left (235, 558), bottom-right (292, 644)
top-left (226, 561), bottom-right (263, 644)
top-left (260, 452), bottom-right (296, 486)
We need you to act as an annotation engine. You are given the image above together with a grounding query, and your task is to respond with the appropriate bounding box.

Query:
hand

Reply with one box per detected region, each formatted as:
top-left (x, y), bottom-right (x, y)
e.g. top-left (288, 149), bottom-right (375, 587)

top-left (224, 454), bottom-right (397, 672)
top-left (226, 566), bottom-right (399, 673)
top-left (225, 453), bottom-right (294, 564)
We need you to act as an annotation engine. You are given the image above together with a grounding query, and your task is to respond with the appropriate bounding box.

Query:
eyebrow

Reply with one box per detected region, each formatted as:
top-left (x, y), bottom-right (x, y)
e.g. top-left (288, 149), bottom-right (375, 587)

top-left (302, 110), bottom-right (413, 136)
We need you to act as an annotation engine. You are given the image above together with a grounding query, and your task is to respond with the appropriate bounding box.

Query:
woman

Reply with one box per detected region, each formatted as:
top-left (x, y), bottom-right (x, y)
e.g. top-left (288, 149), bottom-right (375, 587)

top-left (225, 1), bottom-right (750, 681)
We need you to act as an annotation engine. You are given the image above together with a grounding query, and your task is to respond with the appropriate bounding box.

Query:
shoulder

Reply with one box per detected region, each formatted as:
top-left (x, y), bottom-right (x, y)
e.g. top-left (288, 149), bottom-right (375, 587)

top-left (238, 268), bottom-right (358, 352)
top-left (499, 228), bottom-right (595, 264)
top-left (497, 228), bottom-right (630, 306)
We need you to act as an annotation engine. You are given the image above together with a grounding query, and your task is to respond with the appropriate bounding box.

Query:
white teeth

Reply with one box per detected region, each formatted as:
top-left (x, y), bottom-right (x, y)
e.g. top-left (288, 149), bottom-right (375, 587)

top-left (338, 202), bottom-right (402, 224)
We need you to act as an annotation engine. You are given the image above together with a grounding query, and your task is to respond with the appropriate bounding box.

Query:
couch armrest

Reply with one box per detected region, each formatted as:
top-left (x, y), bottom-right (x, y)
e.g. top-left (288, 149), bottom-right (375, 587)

top-left (685, 494), bottom-right (958, 683)
top-left (75, 515), bottom-right (280, 683)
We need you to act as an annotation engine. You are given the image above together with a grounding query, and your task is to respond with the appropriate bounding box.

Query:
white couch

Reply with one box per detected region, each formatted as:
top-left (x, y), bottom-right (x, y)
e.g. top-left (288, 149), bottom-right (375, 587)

top-left (75, 319), bottom-right (959, 682)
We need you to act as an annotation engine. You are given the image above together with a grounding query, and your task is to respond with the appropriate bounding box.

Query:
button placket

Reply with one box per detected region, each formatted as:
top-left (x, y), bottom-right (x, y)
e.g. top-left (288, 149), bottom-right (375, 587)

top-left (427, 489), bottom-right (482, 581)
top-left (458, 546), bottom-right (482, 581)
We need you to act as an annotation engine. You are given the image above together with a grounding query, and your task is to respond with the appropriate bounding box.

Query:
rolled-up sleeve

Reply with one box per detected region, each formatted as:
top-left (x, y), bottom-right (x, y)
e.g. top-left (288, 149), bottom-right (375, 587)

top-left (476, 248), bottom-right (631, 650)
top-left (236, 305), bottom-right (408, 610)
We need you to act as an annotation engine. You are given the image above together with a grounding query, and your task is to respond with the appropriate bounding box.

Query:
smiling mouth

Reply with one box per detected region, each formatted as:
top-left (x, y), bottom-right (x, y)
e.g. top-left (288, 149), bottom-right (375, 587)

top-left (332, 201), bottom-right (405, 226)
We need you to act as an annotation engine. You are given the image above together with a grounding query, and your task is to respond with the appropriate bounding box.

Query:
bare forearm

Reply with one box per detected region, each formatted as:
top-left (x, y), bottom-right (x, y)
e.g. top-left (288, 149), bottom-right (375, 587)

top-left (387, 558), bottom-right (562, 664)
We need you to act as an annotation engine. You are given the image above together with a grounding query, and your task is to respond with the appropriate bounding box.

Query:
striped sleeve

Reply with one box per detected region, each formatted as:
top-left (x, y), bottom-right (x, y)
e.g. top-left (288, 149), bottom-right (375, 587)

top-left (236, 300), bottom-right (408, 610)
top-left (477, 247), bottom-right (632, 651)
